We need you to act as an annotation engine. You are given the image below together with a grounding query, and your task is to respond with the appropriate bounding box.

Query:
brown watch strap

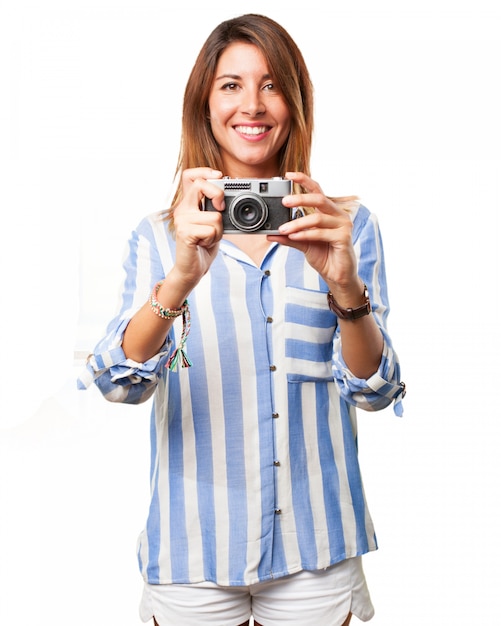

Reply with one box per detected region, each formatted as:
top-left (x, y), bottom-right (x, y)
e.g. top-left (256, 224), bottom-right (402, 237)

top-left (327, 284), bottom-right (372, 320)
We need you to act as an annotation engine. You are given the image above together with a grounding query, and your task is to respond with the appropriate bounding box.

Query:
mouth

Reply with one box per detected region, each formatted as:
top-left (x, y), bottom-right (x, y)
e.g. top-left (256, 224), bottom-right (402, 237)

top-left (234, 125), bottom-right (271, 137)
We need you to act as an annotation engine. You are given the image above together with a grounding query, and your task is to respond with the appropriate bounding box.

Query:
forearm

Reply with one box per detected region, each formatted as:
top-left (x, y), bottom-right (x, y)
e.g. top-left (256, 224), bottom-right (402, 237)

top-left (329, 280), bottom-right (384, 379)
top-left (122, 271), bottom-right (193, 363)
top-left (337, 316), bottom-right (384, 379)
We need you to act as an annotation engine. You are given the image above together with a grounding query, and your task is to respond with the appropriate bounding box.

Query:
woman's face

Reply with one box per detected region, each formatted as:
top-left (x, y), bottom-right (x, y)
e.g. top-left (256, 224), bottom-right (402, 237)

top-left (208, 42), bottom-right (291, 178)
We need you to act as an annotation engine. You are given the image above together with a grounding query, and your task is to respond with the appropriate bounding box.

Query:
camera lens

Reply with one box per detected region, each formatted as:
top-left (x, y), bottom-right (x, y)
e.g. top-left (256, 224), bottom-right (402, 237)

top-left (228, 194), bottom-right (268, 232)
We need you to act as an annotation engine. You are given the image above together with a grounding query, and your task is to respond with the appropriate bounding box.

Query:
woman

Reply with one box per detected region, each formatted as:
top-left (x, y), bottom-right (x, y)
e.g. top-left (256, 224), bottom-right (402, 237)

top-left (79, 13), bottom-right (405, 626)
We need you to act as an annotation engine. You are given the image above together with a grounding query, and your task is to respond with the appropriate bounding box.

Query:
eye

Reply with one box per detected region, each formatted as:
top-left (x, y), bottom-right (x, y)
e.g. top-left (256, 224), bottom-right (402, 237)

top-left (221, 82), bottom-right (239, 91)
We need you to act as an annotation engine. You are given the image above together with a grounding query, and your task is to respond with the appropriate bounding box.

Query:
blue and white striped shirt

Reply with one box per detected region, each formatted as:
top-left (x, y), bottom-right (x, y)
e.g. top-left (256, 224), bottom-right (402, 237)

top-left (78, 203), bottom-right (404, 586)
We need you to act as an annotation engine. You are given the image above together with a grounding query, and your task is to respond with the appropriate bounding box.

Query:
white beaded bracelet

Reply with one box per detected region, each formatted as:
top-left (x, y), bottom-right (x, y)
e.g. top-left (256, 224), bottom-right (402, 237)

top-left (149, 280), bottom-right (192, 370)
top-left (149, 280), bottom-right (188, 319)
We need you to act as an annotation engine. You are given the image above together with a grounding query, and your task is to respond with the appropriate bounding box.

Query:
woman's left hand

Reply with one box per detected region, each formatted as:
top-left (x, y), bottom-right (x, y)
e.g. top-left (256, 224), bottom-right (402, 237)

top-left (268, 172), bottom-right (359, 291)
top-left (271, 172), bottom-right (383, 380)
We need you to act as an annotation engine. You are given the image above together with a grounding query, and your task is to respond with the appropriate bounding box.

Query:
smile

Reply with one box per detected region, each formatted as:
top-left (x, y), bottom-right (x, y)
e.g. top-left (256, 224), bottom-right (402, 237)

top-left (234, 125), bottom-right (270, 136)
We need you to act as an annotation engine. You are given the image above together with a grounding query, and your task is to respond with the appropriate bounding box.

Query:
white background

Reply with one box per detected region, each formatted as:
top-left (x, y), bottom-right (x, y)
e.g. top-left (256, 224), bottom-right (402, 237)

top-left (1, 0), bottom-right (500, 624)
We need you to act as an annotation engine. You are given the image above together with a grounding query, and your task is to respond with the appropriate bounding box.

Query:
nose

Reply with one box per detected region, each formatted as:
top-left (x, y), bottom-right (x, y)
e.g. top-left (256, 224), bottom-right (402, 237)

top-left (241, 88), bottom-right (265, 116)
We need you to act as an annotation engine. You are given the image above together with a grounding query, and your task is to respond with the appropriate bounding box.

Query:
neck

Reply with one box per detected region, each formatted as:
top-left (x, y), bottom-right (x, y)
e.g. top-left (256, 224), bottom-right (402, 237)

top-left (223, 234), bottom-right (272, 266)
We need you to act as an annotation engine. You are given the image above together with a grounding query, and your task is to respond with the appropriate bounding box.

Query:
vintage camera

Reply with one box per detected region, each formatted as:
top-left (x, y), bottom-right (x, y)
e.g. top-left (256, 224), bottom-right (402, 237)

top-left (204, 177), bottom-right (304, 234)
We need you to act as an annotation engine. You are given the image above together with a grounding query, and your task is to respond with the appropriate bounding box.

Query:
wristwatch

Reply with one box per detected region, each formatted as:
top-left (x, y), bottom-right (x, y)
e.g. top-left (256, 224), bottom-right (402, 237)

top-left (327, 284), bottom-right (372, 320)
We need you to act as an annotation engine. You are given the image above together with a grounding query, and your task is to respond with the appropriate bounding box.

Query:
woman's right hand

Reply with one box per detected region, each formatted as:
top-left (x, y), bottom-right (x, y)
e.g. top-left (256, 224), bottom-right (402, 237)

top-left (122, 168), bottom-right (225, 363)
top-left (171, 167), bottom-right (226, 290)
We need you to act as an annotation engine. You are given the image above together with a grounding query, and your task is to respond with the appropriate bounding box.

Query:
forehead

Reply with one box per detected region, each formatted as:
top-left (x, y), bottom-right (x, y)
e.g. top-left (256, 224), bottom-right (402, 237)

top-left (215, 41), bottom-right (270, 74)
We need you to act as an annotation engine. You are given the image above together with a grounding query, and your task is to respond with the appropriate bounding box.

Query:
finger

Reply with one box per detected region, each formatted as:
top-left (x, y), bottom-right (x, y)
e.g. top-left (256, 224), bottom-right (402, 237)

top-left (202, 180), bottom-right (226, 212)
top-left (175, 210), bottom-right (224, 245)
top-left (185, 223), bottom-right (223, 249)
top-left (181, 178), bottom-right (225, 212)
top-left (267, 233), bottom-right (308, 253)
top-left (285, 171), bottom-right (324, 194)
top-left (181, 167), bottom-right (222, 186)
top-left (278, 211), bottom-right (348, 240)
top-left (178, 171), bottom-right (225, 212)
top-left (282, 192), bottom-right (339, 219)
top-left (282, 191), bottom-right (326, 208)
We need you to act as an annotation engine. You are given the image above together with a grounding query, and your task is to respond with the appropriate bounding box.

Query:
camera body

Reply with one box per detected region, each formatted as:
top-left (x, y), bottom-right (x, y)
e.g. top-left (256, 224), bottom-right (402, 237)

top-left (204, 177), bottom-right (301, 234)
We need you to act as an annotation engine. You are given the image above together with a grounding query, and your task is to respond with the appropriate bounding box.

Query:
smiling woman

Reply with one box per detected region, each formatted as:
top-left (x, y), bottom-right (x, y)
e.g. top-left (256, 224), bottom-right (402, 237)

top-left (78, 12), bottom-right (404, 626)
top-left (207, 42), bottom-right (291, 177)
top-left (172, 13), bottom-right (314, 201)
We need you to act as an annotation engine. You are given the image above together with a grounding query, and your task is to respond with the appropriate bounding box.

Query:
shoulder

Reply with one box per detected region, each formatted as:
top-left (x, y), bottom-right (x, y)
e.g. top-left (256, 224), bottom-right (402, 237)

top-left (135, 210), bottom-right (170, 233)
top-left (351, 203), bottom-right (379, 240)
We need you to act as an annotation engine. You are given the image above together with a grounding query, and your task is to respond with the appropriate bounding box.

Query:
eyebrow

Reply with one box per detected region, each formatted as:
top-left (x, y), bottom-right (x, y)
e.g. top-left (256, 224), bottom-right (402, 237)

top-left (214, 73), bottom-right (272, 81)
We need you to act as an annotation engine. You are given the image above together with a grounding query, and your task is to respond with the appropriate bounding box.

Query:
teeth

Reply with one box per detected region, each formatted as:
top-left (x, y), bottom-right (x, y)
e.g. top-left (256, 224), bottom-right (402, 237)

top-left (235, 126), bottom-right (268, 135)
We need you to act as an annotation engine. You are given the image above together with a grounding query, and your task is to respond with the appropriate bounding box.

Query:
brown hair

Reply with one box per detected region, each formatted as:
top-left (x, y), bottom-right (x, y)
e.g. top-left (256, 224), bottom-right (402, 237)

top-left (168, 14), bottom-right (313, 209)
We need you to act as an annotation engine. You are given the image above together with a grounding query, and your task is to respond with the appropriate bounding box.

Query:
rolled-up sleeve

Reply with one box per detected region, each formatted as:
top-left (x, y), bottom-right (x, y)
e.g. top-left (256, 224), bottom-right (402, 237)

top-left (333, 336), bottom-right (406, 416)
top-left (77, 317), bottom-right (172, 403)
top-left (332, 206), bottom-right (406, 416)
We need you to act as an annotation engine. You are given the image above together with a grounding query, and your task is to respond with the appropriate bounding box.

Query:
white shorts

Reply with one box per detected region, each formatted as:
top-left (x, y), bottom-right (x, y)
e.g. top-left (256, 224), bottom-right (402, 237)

top-left (139, 557), bottom-right (375, 626)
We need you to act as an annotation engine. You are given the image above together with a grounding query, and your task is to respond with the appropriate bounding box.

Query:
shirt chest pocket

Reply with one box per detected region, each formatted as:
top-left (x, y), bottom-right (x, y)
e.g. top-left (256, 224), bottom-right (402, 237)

top-left (284, 286), bottom-right (337, 382)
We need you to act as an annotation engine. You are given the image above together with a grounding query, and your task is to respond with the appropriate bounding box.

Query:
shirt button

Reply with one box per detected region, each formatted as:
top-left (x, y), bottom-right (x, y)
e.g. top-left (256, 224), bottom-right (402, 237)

top-left (275, 509), bottom-right (282, 515)
top-left (274, 461), bottom-right (281, 466)
top-left (264, 270), bottom-right (271, 276)
top-left (266, 316), bottom-right (273, 323)
top-left (272, 413), bottom-right (279, 418)
top-left (269, 365), bottom-right (277, 371)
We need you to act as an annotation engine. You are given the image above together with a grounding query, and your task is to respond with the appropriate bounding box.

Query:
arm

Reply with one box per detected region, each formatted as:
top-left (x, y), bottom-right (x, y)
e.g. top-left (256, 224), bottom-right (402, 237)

top-left (121, 167), bottom-right (226, 363)
top-left (269, 171), bottom-right (383, 379)
top-left (78, 167), bottom-right (225, 402)
top-left (269, 172), bottom-right (404, 415)
top-left (324, 280), bottom-right (383, 379)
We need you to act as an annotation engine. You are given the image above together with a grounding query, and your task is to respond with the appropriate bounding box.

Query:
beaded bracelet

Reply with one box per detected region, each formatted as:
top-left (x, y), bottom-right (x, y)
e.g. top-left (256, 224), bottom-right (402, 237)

top-left (149, 280), bottom-right (188, 319)
top-left (149, 280), bottom-right (192, 371)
